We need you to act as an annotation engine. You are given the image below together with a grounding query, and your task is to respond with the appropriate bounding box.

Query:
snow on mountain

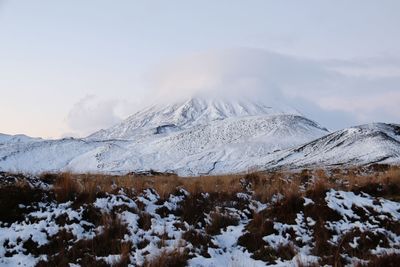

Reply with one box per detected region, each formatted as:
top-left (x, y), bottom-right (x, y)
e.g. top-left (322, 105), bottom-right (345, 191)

top-left (267, 123), bottom-right (400, 168)
top-left (88, 97), bottom-right (301, 140)
top-left (0, 97), bottom-right (325, 175)
top-left (0, 97), bottom-right (399, 175)
top-left (0, 137), bottom-right (103, 173)
top-left (0, 133), bottom-right (41, 144)
top-left (64, 113), bottom-right (328, 175)
top-left (218, 123), bottom-right (400, 173)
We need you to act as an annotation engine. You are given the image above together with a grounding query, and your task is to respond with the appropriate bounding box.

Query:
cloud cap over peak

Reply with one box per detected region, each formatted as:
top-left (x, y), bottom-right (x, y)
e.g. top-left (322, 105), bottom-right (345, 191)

top-left (65, 48), bottom-right (400, 137)
top-left (140, 48), bottom-right (400, 130)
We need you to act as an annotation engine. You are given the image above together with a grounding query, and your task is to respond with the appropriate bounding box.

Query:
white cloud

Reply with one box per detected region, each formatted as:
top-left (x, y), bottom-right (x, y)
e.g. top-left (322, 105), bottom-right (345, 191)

top-left (66, 95), bottom-right (123, 137)
top-left (146, 48), bottom-right (321, 103)
top-left (144, 48), bottom-right (400, 129)
top-left (65, 48), bottom-right (400, 136)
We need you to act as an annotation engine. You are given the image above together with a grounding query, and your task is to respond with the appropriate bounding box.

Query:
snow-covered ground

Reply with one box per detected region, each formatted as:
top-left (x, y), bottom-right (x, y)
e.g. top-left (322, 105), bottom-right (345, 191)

top-left (0, 172), bottom-right (399, 266)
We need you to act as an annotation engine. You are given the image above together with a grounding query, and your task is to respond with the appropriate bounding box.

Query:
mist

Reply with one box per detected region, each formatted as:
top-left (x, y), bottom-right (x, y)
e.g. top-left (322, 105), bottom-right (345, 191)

top-left (141, 48), bottom-right (400, 130)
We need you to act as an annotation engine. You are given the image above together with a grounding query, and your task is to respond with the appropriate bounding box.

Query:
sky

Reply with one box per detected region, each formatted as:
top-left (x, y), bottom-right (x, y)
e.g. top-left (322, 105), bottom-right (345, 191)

top-left (0, 0), bottom-right (399, 138)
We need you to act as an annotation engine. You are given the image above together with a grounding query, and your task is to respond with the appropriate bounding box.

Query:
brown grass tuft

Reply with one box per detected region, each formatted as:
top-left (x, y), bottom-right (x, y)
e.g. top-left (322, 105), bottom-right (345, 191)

top-left (205, 211), bottom-right (239, 235)
top-left (36, 215), bottom-right (132, 266)
top-left (0, 184), bottom-right (48, 223)
top-left (182, 229), bottom-right (215, 257)
top-left (268, 190), bottom-right (304, 224)
top-left (53, 173), bottom-right (81, 202)
top-left (144, 248), bottom-right (189, 267)
top-left (359, 253), bottom-right (400, 267)
top-left (138, 211), bottom-right (152, 230)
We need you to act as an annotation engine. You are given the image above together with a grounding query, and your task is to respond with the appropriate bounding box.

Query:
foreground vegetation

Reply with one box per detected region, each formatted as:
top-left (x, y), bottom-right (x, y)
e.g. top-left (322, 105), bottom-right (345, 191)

top-left (0, 165), bottom-right (399, 266)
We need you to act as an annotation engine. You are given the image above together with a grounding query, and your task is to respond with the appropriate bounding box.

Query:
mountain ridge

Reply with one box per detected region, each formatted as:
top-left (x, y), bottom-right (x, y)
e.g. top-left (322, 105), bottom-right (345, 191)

top-left (0, 97), bottom-right (399, 175)
top-left (88, 96), bottom-right (305, 140)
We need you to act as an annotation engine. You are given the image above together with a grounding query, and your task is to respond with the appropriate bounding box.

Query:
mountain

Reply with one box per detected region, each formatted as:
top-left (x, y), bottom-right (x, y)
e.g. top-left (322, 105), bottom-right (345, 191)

top-left (213, 123), bottom-right (400, 173)
top-left (0, 137), bottom-right (106, 173)
top-left (67, 113), bottom-right (329, 175)
top-left (0, 133), bottom-right (40, 144)
top-left (88, 97), bottom-right (302, 140)
top-left (264, 122), bottom-right (400, 169)
top-left (0, 97), bottom-right (399, 175)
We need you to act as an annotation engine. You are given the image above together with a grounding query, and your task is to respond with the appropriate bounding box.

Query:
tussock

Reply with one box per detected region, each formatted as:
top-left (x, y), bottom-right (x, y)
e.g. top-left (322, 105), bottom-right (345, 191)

top-left (0, 164), bottom-right (399, 266)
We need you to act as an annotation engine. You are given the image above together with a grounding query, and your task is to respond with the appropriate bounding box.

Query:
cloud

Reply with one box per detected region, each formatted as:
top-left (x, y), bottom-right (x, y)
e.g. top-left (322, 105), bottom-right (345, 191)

top-left (66, 95), bottom-right (123, 137)
top-left (146, 48), bottom-right (327, 103)
top-left (144, 48), bottom-right (400, 129)
top-left (65, 48), bottom-right (400, 136)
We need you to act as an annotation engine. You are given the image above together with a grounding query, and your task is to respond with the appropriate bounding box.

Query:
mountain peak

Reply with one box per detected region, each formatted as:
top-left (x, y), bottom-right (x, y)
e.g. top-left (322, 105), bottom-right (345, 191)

top-left (88, 96), bottom-right (301, 140)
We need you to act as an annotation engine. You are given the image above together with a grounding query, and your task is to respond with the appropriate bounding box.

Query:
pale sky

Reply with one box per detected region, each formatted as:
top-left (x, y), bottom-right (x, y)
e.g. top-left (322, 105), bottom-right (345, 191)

top-left (0, 0), bottom-right (400, 138)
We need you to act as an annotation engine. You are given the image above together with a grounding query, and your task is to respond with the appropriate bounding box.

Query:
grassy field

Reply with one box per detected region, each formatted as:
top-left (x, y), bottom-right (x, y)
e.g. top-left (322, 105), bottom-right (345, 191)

top-left (0, 165), bottom-right (399, 266)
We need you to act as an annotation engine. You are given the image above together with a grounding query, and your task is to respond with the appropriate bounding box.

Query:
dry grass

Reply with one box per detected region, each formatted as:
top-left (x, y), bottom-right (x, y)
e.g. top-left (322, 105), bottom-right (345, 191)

top-left (182, 229), bottom-right (215, 257)
top-left (1, 165), bottom-right (399, 266)
top-left (53, 173), bottom-right (81, 202)
top-left (35, 214), bottom-right (132, 266)
top-left (49, 172), bottom-right (244, 201)
top-left (39, 165), bottom-right (400, 205)
top-left (137, 211), bottom-right (152, 231)
top-left (358, 253), bottom-right (400, 267)
top-left (0, 183), bottom-right (48, 223)
top-left (205, 211), bottom-right (239, 235)
top-left (143, 247), bottom-right (189, 267)
top-left (235, 165), bottom-right (400, 266)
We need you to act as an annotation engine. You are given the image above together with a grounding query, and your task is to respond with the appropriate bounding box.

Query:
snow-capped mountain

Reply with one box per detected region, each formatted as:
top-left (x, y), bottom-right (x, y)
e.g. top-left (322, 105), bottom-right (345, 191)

top-left (214, 122), bottom-right (400, 173)
top-left (0, 97), bottom-right (399, 175)
top-left (264, 122), bottom-right (400, 169)
top-left (0, 133), bottom-right (41, 144)
top-left (62, 113), bottom-right (327, 176)
top-left (88, 97), bottom-right (302, 140)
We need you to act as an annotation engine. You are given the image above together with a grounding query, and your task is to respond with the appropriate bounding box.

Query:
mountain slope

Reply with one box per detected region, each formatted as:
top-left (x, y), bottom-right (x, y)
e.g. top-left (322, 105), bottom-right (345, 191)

top-left (0, 137), bottom-right (114, 173)
top-left (64, 114), bottom-right (329, 175)
top-left (267, 123), bottom-right (400, 168)
top-left (0, 133), bottom-right (40, 144)
top-left (88, 97), bottom-right (302, 140)
top-left (216, 123), bottom-right (400, 173)
top-left (0, 97), bottom-right (399, 176)
top-left (0, 97), bottom-right (328, 175)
